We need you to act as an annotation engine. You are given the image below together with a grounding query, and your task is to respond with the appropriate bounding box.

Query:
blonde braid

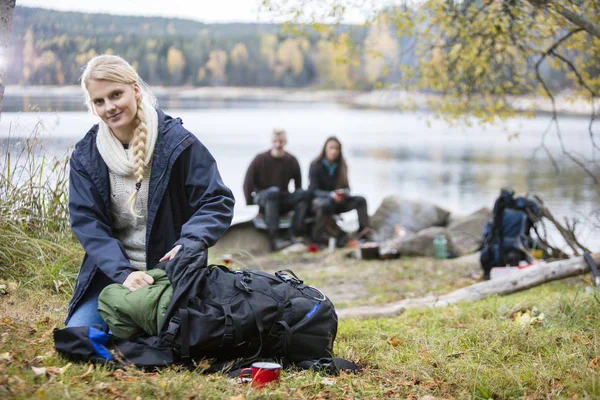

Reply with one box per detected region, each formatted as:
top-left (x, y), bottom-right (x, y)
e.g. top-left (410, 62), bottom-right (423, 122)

top-left (126, 96), bottom-right (148, 217)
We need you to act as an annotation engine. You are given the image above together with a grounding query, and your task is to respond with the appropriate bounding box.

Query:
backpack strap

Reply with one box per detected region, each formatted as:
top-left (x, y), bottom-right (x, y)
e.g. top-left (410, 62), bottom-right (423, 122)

top-left (276, 320), bottom-right (292, 358)
top-left (235, 295), bottom-right (265, 365)
top-left (267, 302), bottom-right (285, 341)
top-left (222, 304), bottom-right (243, 346)
top-left (179, 308), bottom-right (190, 362)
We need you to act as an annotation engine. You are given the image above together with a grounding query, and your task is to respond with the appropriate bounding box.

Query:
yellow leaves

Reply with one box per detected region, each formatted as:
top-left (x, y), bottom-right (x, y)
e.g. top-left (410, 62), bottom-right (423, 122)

top-left (277, 38), bottom-right (306, 77)
top-left (508, 132), bottom-right (520, 141)
top-left (166, 47), bottom-right (186, 76)
top-left (513, 307), bottom-right (545, 327)
top-left (0, 352), bottom-right (13, 363)
top-left (230, 43), bottom-right (249, 67)
top-left (31, 362), bottom-right (72, 379)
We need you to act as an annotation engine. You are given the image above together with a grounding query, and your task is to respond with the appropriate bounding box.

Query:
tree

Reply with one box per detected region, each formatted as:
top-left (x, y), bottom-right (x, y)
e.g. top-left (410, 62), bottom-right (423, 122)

top-left (166, 46), bottom-right (186, 85)
top-left (0, 0), bottom-right (16, 117)
top-left (275, 38), bottom-right (305, 83)
top-left (363, 13), bottom-right (400, 84)
top-left (263, 0), bottom-right (600, 186)
top-left (229, 42), bottom-right (250, 85)
top-left (205, 50), bottom-right (228, 86)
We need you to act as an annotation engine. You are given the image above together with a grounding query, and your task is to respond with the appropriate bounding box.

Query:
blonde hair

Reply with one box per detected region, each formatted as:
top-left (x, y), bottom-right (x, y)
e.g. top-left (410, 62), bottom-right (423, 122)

top-left (272, 128), bottom-right (287, 141)
top-left (81, 55), bottom-right (157, 217)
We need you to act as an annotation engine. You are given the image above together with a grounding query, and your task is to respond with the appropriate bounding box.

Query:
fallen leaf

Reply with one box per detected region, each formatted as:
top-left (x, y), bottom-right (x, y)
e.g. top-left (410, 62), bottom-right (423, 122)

top-left (321, 378), bottom-right (336, 386)
top-left (1, 333), bottom-right (8, 343)
top-left (8, 375), bottom-right (25, 385)
top-left (0, 353), bottom-right (13, 363)
top-left (589, 356), bottom-right (600, 369)
top-left (53, 280), bottom-right (66, 293)
top-left (419, 344), bottom-right (429, 358)
top-left (74, 364), bottom-right (94, 379)
top-left (228, 396), bottom-right (246, 400)
top-left (31, 366), bottom-right (47, 377)
top-left (7, 375), bottom-right (26, 391)
top-left (388, 336), bottom-right (404, 347)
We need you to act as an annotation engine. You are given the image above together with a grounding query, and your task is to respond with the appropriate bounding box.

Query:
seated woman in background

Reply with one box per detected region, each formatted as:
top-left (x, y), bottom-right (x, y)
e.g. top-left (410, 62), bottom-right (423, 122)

top-left (308, 136), bottom-right (373, 246)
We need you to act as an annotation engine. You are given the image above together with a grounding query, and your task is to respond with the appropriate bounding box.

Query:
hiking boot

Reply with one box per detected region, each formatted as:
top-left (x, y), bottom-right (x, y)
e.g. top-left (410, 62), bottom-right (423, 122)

top-left (358, 228), bottom-right (377, 243)
top-left (336, 232), bottom-right (349, 248)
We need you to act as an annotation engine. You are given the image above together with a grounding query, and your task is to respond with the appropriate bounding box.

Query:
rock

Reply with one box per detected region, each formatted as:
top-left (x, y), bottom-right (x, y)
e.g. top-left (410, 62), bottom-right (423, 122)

top-left (281, 243), bottom-right (308, 255)
top-left (214, 222), bottom-right (271, 255)
top-left (396, 227), bottom-right (456, 257)
top-left (447, 207), bottom-right (491, 255)
top-left (371, 196), bottom-right (451, 240)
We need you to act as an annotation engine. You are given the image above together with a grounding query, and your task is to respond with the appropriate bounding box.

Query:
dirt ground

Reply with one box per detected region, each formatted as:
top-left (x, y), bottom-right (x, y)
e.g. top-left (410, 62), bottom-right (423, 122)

top-left (211, 248), bottom-right (482, 309)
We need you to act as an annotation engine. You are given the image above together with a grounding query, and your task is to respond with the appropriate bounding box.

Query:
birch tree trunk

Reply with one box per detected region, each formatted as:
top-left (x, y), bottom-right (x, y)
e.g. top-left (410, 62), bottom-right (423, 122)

top-left (0, 0), bottom-right (16, 119)
top-left (338, 253), bottom-right (600, 320)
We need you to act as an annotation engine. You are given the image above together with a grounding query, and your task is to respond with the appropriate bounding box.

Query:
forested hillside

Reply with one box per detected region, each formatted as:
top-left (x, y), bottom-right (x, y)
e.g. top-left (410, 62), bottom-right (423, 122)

top-left (8, 6), bottom-right (572, 90)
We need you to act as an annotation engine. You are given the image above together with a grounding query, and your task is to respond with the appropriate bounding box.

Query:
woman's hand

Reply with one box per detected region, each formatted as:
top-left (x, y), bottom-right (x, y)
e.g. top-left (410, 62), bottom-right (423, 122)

top-left (160, 245), bottom-right (182, 262)
top-left (123, 271), bottom-right (154, 291)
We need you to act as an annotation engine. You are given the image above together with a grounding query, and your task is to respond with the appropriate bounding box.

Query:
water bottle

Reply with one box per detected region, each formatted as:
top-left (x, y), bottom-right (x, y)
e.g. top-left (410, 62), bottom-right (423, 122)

top-left (328, 237), bottom-right (336, 253)
top-left (433, 235), bottom-right (447, 260)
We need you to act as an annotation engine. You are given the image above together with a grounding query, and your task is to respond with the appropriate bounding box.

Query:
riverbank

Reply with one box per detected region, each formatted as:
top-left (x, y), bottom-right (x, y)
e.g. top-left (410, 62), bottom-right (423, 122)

top-left (5, 85), bottom-right (597, 117)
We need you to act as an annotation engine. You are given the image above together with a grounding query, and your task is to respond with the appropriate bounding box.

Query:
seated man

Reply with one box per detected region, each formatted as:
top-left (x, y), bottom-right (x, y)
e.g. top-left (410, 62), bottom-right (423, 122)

top-left (243, 128), bottom-right (309, 250)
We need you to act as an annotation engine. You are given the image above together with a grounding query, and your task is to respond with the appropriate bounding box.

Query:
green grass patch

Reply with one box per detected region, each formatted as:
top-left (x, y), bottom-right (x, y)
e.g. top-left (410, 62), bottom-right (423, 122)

top-left (2, 245), bottom-right (600, 398)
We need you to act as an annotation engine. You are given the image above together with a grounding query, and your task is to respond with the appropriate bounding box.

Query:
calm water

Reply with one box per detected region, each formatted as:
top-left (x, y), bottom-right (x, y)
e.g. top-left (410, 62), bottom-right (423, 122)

top-left (1, 94), bottom-right (598, 250)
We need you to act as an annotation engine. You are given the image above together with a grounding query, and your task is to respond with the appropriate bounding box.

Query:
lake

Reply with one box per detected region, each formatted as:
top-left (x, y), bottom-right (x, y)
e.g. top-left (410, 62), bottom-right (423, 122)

top-left (1, 92), bottom-right (598, 251)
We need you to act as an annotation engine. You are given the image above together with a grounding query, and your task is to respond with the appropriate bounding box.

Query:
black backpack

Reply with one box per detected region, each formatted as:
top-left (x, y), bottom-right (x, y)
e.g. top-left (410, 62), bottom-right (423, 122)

top-left (54, 242), bottom-right (339, 371)
top-left (479, 188), bottom-right (543, 280)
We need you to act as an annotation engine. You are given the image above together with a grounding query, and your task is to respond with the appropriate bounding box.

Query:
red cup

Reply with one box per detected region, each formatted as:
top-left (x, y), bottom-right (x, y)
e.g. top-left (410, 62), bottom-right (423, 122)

top-left (222, 253), bottom-right (232, 265)
top-left (308, 244), bottom-right (319, 253)
top-left (240, 362), bottom-right (282, 389)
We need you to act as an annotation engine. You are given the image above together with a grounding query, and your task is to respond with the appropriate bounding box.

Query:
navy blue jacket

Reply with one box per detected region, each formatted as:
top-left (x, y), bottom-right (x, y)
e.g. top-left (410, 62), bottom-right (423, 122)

top-left (66, 109), bottom-right (234, 322)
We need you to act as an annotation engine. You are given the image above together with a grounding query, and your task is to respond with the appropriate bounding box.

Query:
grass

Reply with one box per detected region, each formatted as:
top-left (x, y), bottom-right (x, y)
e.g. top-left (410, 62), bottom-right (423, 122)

top-left (2, 130), bottom-right (600, 398)
top-left (2, 246), bottom-right (600, 399)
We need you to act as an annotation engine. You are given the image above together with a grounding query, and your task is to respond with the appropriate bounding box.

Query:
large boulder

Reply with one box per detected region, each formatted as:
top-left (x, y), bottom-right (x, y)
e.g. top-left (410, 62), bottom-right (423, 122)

top-left (371, 196), bottom-right (451, 240)
top-left (447, 207), bottom-right (492, 256)
top-left (213, 222), bottom-right (271, 255)
top-left (396, 227), bottom-right (456, 257)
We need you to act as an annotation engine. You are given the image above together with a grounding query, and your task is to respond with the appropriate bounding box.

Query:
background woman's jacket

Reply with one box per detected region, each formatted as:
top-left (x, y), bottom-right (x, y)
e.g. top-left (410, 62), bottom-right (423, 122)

top-left (67, 109), bottom-right (234, 322)
top-left (308, 160), bottom-right (349, 198)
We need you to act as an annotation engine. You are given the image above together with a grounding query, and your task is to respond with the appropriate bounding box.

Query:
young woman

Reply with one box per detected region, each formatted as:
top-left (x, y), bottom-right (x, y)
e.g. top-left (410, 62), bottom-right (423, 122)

top-left (66, 55), bottom-right (234, 328)
top-left (308, 136), bottom-right (372, 245)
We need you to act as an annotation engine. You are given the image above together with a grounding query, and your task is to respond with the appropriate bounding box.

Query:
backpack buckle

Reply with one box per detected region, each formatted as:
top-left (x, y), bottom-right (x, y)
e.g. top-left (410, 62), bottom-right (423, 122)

top-left (275, 270), bottom-right (303, 286)
top-left (162, 316), bottom-right (180, 347)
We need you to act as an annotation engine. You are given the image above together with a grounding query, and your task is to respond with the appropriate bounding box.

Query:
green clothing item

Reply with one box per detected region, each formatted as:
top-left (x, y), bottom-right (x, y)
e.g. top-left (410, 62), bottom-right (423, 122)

top-left (98, 269), bottom-right (173, 339)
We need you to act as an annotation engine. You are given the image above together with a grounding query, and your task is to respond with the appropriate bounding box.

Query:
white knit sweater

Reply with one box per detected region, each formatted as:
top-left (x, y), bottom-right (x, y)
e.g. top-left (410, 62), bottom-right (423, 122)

top-left (109, 156), bottom-right (152, 271)
top-left (96, 100), bottom-right (159, 271)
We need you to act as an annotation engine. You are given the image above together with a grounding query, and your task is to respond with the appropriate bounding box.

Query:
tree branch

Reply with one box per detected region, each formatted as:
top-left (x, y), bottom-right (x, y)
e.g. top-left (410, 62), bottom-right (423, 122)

top-left (551, 2), bottom-right (600, 40)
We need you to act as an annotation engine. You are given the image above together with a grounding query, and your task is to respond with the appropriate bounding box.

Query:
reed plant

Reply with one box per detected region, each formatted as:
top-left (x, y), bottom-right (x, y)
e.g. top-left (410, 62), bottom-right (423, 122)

top-left (0, 119), bottom-right (80, 291)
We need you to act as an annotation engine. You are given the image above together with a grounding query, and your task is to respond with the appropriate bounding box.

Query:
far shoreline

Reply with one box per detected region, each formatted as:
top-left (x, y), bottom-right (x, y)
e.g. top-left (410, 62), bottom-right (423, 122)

top-left (4, 85), bottom-right (597, 118)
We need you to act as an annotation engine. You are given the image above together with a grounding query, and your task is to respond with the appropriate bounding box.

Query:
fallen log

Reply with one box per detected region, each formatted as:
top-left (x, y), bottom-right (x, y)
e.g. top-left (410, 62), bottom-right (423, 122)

top-left (338, 253), bottom-right (600, 320)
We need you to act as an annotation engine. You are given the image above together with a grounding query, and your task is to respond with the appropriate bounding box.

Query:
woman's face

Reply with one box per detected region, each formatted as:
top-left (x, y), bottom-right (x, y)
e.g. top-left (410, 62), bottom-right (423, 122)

top-left (86, 79), bottom-right (140, 139)
top-left (325, 140), bottom-right (341, 163)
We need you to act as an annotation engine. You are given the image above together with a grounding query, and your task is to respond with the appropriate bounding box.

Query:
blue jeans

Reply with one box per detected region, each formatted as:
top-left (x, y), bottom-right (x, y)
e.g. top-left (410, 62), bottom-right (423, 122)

top-left (66, 272), bottom-right (112, 329)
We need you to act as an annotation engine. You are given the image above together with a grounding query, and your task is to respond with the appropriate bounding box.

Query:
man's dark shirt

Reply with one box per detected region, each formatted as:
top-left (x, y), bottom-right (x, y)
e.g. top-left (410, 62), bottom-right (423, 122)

top-left (243, 150), bottom-right (302, 204)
